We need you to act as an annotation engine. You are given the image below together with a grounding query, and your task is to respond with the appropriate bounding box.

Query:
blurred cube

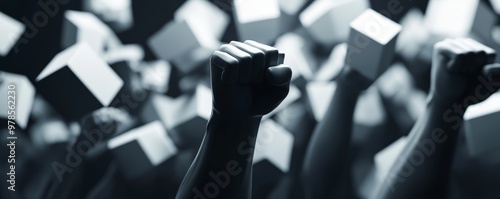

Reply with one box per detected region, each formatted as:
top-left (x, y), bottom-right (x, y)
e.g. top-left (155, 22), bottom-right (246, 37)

top-left (300, 0), bottom-right (369, 46)
top-left (62, 10), bottom-right (122, 55)
top-left (82, 0), bottom-right (134, 32)
top-left (103, 44), bottom-right (144, 66)
top-left (425, 0), bottom-right (496, 39)
top-left (36, 42), bottom-right (124, 121)
top-left (30, 119), bottom-right (72, 148)
top-left (234, 0), bottom-right (281, 44)
top-left (464, 92), bottom-right (500, 156)
top-left (278, 0), bottom-right (308, 33)
top-left (108, 121), bottom-right (178, 180)
top-left (0, 12), bottom-right (25, 56)
top-left (148, 20), bottom-right (219, 74)
top-left (315, 43), bottom-right (347, 82)
top-left (274, 33), bottom-right (316, 81)
top-left (0, 72), bottom-right (35, 129)
top-left (141, 84), bottom-right (211, 150)
top-left (306, 81), bottom-right (337, 121)
top-left (352, 87), bottom-right (387, 144)
top-left (174, 0), bottom-right (229, 40)
top-left (139, 60), bottom-right (172, 94)
top-left (396, 9), bottom-right (429, 62)
top-left (346, 9), bottom-right (401, 80)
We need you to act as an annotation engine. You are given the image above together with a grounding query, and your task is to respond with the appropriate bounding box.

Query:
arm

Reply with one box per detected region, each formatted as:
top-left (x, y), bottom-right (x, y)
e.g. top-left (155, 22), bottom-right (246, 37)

top-left (302, 67), bottom-right (369, 199)
top-left (377, 38), bottom-right (500, 199)
top-left (176, 41), bottom-right (292, 199)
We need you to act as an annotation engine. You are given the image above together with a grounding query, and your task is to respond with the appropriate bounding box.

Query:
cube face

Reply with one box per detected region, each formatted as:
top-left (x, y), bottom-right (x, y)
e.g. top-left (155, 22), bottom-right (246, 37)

top-left (424, 0), bottom-right (480, 37)
top-left (374, 136), bottom-right (408, 182)
top-left (234, 0), bottom-right (281, 44)
top-left (174, 0), bottom-right (229, 40)
top-left (464, 93), bottom-right (500, 156)
top-left (274, 33), bottom-right (316, 81)
top-left (253, 120), bottom-right (294, 173)
top-left (83, 0), bottom-right (134, 32)
top-left (0, 72), bottom-right (35, 129)
top-left (306, 82), bottom-right (337, 121)
top-left (300, 0), bottom-right (369, 46)
top-left (108, 121), bottom-right (178, 178)
top-left (62, 10), bottom-right (113, 54)
top-left (346, 9), bottom-right (401, 80)
top-left (0, 12), bottom-right (25, 56)
top-left (36, 43), bottom-right (123, 120)
top-left (471, 2), bottom-right (497, 41)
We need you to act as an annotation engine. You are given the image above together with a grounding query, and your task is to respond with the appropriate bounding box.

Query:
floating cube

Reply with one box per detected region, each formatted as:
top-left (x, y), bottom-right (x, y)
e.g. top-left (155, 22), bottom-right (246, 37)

top-left (315, 43), bottom-right (347, 82)
top-left (396, 9), bottom-right (429, 61)
top-left (464, 92), bottom-right (500, 156)
top-left (346, 9), bottom-right (402, 80)
top-left (141, 84), bottom-right (211, 149)
top-left (29, 119), bottom-right (72, 148)
top-left (108, 121), bottom-right (178, 180)
top-left (233, 0), bottom-right (281, 44)
top-left (306, 81), bottom-right (337, 121)
top-left (278, 0), bottom-right (308, 33)
top-left (274, 33), bottom-right (316, 81)
top-left (425, 0), bottom-right (496, 40)
top-left (62, 10), bottom-right (122, 55)
top-left (82, 0), bottom-right (134, 32)
top-left (300, 0), bottom-right (369, 46)
top-left (352, 87), bottom-right (386, 144)
top-left (0, 12), bottom-right (25, 56)
top-left (174, 0), bottom-right (229, 40)
top-left (253, 120), bottom-right (294, 172)
top-left (371, 136), bottom-right (408, 192)
top-left (36, 42), bottom-right (124, 121)
top-left (0, 72), bottom-right (35, 129)
top-left (103, 44), bottom-right (144, 66)
top-left (139, 60), bottom-right (171, 93)
top-left (148, 20), bottom-right (219, 74)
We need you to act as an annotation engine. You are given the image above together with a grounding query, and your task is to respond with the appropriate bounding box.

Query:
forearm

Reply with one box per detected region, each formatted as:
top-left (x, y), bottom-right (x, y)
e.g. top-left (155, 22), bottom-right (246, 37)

top-left (302, 79), bottom-right (364, 198)
top-left (377, 97), bottom-right (461, 199)
top-left (176, 111), bottom-right (262, 199)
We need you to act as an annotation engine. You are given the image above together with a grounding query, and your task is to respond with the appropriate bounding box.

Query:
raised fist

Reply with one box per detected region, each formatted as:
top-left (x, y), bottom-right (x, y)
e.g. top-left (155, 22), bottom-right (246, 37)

top-left (431, 38), bottom-right (500, 104)
top-left (211, 41), bottom-right (292, 118)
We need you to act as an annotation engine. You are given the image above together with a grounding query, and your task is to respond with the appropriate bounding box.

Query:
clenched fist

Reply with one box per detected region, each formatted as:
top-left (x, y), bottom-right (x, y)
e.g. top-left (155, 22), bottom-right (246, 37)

top-left (431, 38), bottom-right (500, 104)
top-left (211, 41), bottom-right (292, 118)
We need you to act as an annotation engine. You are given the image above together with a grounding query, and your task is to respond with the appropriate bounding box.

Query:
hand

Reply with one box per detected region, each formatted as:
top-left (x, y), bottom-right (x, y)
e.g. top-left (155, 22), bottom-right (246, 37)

top-left (211, 41), bottom-right (292, 118)
top-left (430, 38), bottom-right (500, 105)
top-left (79, 107), bottom-right (130, 141)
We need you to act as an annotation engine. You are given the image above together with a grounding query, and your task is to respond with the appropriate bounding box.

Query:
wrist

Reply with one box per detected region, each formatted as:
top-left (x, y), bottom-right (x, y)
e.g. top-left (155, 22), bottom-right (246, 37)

top-left (207, 109), bottom-right (262, 139)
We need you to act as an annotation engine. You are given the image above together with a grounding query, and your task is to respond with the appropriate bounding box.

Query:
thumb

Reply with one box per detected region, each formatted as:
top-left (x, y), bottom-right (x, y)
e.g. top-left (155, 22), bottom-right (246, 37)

top-left (265, 65), bottom-right (292, 86)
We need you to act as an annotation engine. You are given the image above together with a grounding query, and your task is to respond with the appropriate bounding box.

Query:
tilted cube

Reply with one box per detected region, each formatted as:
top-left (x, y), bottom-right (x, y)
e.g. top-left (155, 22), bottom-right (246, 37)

top-left (148, 20), bottom-right (219, 74)
top-left (315, 43), bottom-right (347, 82)
top-left (464, 92), bottom-right (500, 156)
top-left (352, 87), bottom-right (387, 144)
top-left (300, 0), bottom-right (369, 46)
top-left (174, 0), bottom-right (229, 40)
top-left (425, 0), bottom-right (496, 40)
top-left (396, 9), bottom-right (429, 62)
top-left (234, 0), bottom-right (281, 44)
top-left (36, 42), bottom-right (124, 121)
top-left (0, 72), bottom-right (35, 129)
top-left (29, 119), bottom-right (72, 148)
top-left (278, 0), bottom-right (308, 33)
top-left (306, 81), bottom-right (337, 122)
top-left (82, 0), bottom-right (134, 32)
top-left (0, 12), bottom-right (25, 56)
top-left (346, 9), bottom-right (402, 80)
top-left (62, 10), bottom-right (122, 55)
top-left (141, 84), bottom-right (212, 150)
top-left (139, 60), bottom-right (171, 94)
top-left (274, 33), bottom-right (316, 81)
top-left (108, 121), bottom-right (178, 180)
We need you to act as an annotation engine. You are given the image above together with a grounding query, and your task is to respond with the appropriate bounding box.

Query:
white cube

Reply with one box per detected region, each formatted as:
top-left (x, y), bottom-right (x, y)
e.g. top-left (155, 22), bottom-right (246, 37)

top-left (425, 0), bottom-right (495, 39)
top-left (82, 0), bottom-right (134, 32)
top-left (253, 120), bottom-right (294, 173)
top-left (29, 119), bottom-right (72, 148)
top-left (300, 0), bottom-right (369, 46)
top-left (148, 20), bottom-right (219, 74)
top-left (139, 60), bottom-right (171, 93)
top-left (464, 92), bottom-right (500, 156)
top-left (346, 9), bottom-right (402, 80)
top-left (108, 121), bottom-right (178, 179)
top-left (36, 42), bottom-right (124, 120)
top-left (396, 9), bottom-right (429, 61)
top-left (315, 43), bottom-right (347, 82)
top-left (0, 12), bottom-right (25, 56)
top-left (174, 0), bottom-right (229, 40)
top-left (0, 72), bottom-right (35, 129)
top-left (274, 33), bottom-right (316, 81)
top-left (234, 0), bottom-right (281, 44)
top-left (306, 81), bottom-right (337, 121)
top-left (62, 10), bottom-right (122, 55)
top-left (278, 0), bottom-right (307, 33)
